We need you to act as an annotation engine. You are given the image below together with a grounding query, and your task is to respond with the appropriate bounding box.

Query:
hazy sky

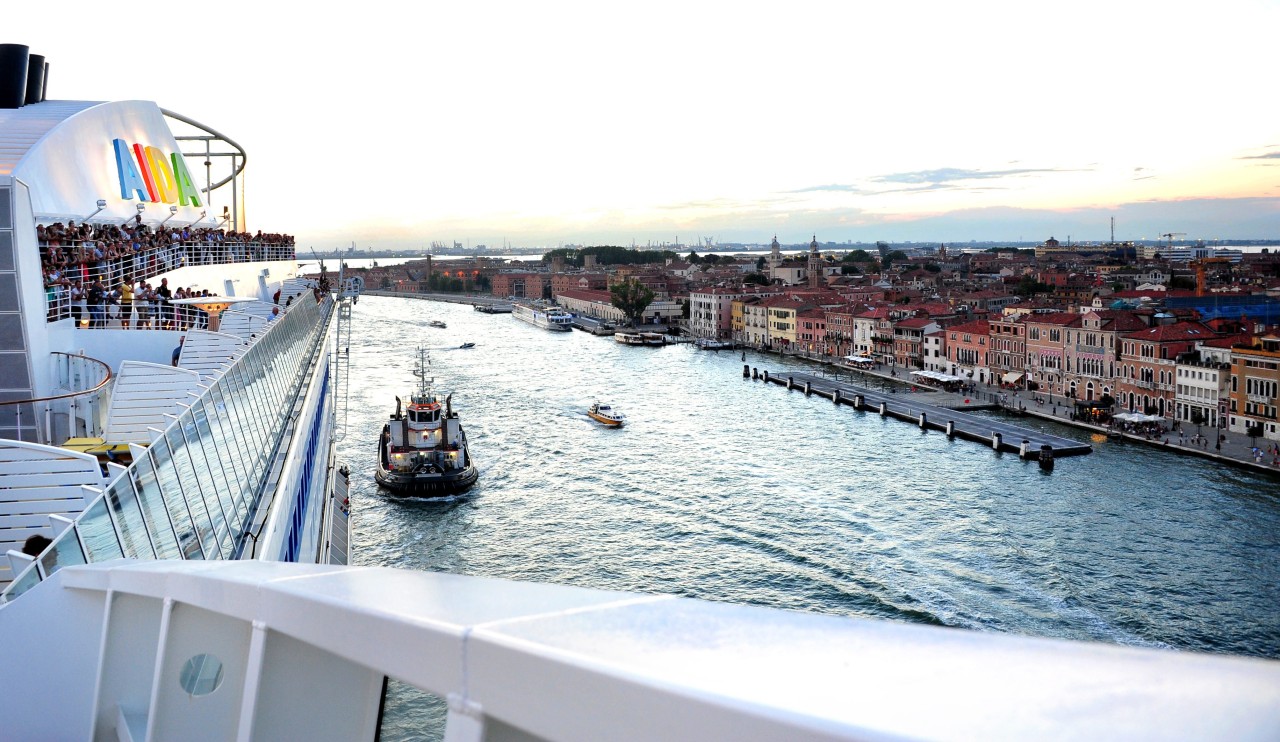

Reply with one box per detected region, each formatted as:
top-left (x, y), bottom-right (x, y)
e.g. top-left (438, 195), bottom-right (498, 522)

top-left (12, 0), bottom-right (1280, 248)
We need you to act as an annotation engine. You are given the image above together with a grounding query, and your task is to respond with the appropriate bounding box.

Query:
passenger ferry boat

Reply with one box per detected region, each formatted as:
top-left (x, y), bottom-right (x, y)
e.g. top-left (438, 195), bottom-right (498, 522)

top-left (587, 401), bottom-right (626, 427)
top-left (512, 300), bottom-right (573, 331)
top-left (695, 337), bottom-right (734, 350)
top-left (374, 349), bottom-right (477, 496)
top-left (1, 46), bottom-right (1276, 742)
top-left (615, 331), bottom-right (665, 346)
top-left (615, 331), bottom-right (648, 345)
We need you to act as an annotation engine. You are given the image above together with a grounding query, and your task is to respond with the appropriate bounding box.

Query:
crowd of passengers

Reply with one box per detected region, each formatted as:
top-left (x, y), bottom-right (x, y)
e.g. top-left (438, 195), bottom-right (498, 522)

top-left (39, 219), bottom-right (295, 288)
top-left (69, 277), bottom-right (222, 330)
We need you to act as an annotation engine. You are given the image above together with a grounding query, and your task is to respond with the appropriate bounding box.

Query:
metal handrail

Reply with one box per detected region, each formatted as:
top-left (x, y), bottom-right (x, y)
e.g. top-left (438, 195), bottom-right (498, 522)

top-left (0, 352), bottom-right (112, 407)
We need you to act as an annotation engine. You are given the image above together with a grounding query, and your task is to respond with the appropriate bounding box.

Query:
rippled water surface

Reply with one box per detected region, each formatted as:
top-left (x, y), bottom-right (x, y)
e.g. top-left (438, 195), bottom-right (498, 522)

top-left (341, 297), bottom-right (1280, 737)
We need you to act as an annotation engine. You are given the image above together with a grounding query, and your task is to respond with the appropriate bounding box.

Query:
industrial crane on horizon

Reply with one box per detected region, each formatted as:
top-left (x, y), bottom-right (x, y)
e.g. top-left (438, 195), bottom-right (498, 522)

top-left (1160, 232), bottom-right (1186, 251)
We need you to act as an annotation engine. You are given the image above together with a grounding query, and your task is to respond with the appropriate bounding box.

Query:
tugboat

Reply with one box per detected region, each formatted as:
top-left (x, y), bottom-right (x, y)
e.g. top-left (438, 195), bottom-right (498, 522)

top-left (375, 349), bottom-right (479, 496)
top-left (588, 401), bottom-right (626, 427)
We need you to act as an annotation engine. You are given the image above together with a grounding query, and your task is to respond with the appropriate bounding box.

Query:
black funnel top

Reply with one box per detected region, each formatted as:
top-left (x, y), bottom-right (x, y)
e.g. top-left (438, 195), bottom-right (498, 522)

top-left (0, 44), bottom-right (29, 109)
top-left (24, 53), bottom-right (44, 105)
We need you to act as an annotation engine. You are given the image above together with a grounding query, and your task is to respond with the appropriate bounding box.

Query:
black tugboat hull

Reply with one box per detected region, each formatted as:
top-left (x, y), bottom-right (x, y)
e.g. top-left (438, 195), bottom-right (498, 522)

top-left (375, 464), bottom-right (479, 497)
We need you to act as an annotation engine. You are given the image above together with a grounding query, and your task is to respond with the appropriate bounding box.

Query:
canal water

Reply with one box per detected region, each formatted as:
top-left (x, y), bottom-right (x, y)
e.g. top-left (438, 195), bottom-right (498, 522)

top-left (341, 296), bottom-right (1280, 738)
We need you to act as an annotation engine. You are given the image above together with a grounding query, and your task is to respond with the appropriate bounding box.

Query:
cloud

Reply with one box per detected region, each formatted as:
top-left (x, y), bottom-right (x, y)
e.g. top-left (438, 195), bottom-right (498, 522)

top-left (785, 184), bottom-right (867, 194)
top-left (1239, 152), bottom-right (1280, 160)
top-left (873, 182), bottom-right (961, 195)
top-left (871, 166), bottom-right (1091, 186)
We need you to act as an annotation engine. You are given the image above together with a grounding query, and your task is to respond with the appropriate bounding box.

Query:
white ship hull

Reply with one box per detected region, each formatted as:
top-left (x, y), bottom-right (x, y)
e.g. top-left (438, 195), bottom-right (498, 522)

top-left (513, 303), bottom-right (573, 331)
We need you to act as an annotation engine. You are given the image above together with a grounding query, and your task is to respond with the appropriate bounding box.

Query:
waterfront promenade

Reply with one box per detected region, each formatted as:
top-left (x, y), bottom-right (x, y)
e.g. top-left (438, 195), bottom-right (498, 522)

top-left (781, 354), bottom-right (1280, 477)
top-left (753, 368), bottom-right (1091, 458)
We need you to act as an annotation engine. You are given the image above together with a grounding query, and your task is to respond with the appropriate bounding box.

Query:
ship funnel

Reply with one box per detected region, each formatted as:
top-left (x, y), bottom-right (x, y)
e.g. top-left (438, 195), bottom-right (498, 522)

top-left (0, 44), bottom-right (29, 109)
top-left (24, 53), bottom-right (44, 105)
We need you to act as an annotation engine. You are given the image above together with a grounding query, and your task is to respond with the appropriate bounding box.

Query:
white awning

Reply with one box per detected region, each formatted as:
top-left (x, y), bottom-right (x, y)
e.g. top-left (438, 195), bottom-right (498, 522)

top-left (1002, 372), bottom-right (1024, 384)
top-left (911, 370), bottom-right (964, 383)
top-left (842, 355), bottom-right (874, 363)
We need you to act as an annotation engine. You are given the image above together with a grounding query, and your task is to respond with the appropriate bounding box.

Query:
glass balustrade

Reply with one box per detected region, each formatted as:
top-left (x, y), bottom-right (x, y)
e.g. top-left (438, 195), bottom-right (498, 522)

top-left (1, 294), bottom-right (335, 602)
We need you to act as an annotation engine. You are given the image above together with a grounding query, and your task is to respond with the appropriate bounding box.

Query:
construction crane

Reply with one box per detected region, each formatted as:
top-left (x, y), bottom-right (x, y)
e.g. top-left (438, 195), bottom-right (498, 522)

top-left (1189, 256), bottom-right (1232, 297)
top-left (1160, 232), bottom-right (1186, 252)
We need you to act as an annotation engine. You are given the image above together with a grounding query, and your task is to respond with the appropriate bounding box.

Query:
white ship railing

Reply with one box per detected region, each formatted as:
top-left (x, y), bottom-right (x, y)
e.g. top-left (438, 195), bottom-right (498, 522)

top-left (0, 293), bottom-right (335, 603)
top-left (0, 352), bottom-right (112, 444)
top-left (1, 560), bottom-right (1277, 740)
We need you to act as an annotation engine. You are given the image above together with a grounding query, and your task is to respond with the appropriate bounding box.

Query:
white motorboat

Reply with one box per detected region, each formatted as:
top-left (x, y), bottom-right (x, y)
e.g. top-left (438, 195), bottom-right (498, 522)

top-left (587, 401), bottom-right (626, 427)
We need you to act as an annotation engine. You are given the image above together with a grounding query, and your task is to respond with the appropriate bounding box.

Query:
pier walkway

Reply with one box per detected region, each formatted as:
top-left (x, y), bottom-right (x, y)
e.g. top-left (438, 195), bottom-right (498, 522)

top-left (754, 369), bottom-right (1092, 459)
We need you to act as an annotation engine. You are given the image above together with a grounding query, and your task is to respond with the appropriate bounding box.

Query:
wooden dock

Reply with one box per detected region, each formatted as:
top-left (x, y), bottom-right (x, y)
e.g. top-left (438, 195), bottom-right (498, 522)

top-left (755, 370), bottom-right (1092, 459)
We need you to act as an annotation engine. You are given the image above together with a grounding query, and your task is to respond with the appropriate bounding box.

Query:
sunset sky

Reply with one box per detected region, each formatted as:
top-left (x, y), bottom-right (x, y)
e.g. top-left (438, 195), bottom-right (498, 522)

top-left (11, 0), bottom-right (1280, 248)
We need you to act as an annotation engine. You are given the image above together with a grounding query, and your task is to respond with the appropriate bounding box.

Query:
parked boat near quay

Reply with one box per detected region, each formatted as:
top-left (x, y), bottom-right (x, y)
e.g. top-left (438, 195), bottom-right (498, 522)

top-left (512, 300), bottom-right (573, 331)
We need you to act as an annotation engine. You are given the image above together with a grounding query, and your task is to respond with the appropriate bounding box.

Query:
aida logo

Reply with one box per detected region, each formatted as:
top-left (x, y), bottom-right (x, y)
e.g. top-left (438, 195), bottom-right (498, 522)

top-left (112, 138), bottom-right (202, 207)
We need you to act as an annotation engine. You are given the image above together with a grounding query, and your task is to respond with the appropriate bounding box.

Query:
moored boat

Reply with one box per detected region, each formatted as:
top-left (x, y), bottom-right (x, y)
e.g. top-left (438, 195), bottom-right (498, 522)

top-left (696, 338), bottom-right (734, 350)
top-left (512, 301), bottom-right (573, 331)
top-left (375, 348), bottom-right (478, 496)
top-left (588, 401), bottom-right (626, 427)
top-left (615, 332), bottom-right (647, 346)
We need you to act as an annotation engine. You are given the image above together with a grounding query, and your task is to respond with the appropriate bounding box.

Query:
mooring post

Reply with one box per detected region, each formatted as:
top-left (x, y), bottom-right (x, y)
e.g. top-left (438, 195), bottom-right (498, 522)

top-left (743, 364), bottom-right (750, 378)
top-left (763, 370), bottom-right (770, 383)
top-left (833, 389), bottom-right (841, 405)
top-left (854, 394), bottom-right (864, 409)
top-left (804, 381), bottom-right (811, 396)
top-left (1039, 445), bottom-right (1055, 471)
top-left (919, 412), bottom-right (928, 429)
top-left (787, 376), bottom-right (794, 390)
top-left (992, 432), bottom-right (1003, 450)
top-left (946, 420), bottom-right (955, 438)
top-left (1020, 439), bottom-right (1030, 458)
top-left (879, 402), bottom-right (887, 416)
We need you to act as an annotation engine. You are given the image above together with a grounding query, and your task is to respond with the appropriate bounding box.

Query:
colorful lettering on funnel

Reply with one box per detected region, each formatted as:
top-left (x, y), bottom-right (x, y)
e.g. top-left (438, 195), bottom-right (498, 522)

top-left (113, 138), bottom-right (202, 207)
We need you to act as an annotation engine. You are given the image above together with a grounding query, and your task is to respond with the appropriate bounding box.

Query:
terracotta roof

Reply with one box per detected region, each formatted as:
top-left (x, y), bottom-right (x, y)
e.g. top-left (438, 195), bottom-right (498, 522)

top-left (556, 288), bottom-right (612, 303)
top-left (896, 317), bottom-right (937, 329)
top-left (948, 320), bottom-right (990, 335)
top-left (1092, 310), bottom-right (1148, 332)
top-left (760, 296), bottom-right (810, 310)
top-left (1025, 311), bottom-right (1082, 327)
top-left (1124, 321), bottom-right (1216, 342)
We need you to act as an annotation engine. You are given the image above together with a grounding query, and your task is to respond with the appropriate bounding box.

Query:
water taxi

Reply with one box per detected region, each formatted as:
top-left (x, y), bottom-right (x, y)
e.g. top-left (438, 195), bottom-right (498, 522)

top-left (428, 320), bottom-right (447, 328)
top-left (588, 402), bottom-right (626, 427)
top-left (615, 332), bottom-right (647, 346)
